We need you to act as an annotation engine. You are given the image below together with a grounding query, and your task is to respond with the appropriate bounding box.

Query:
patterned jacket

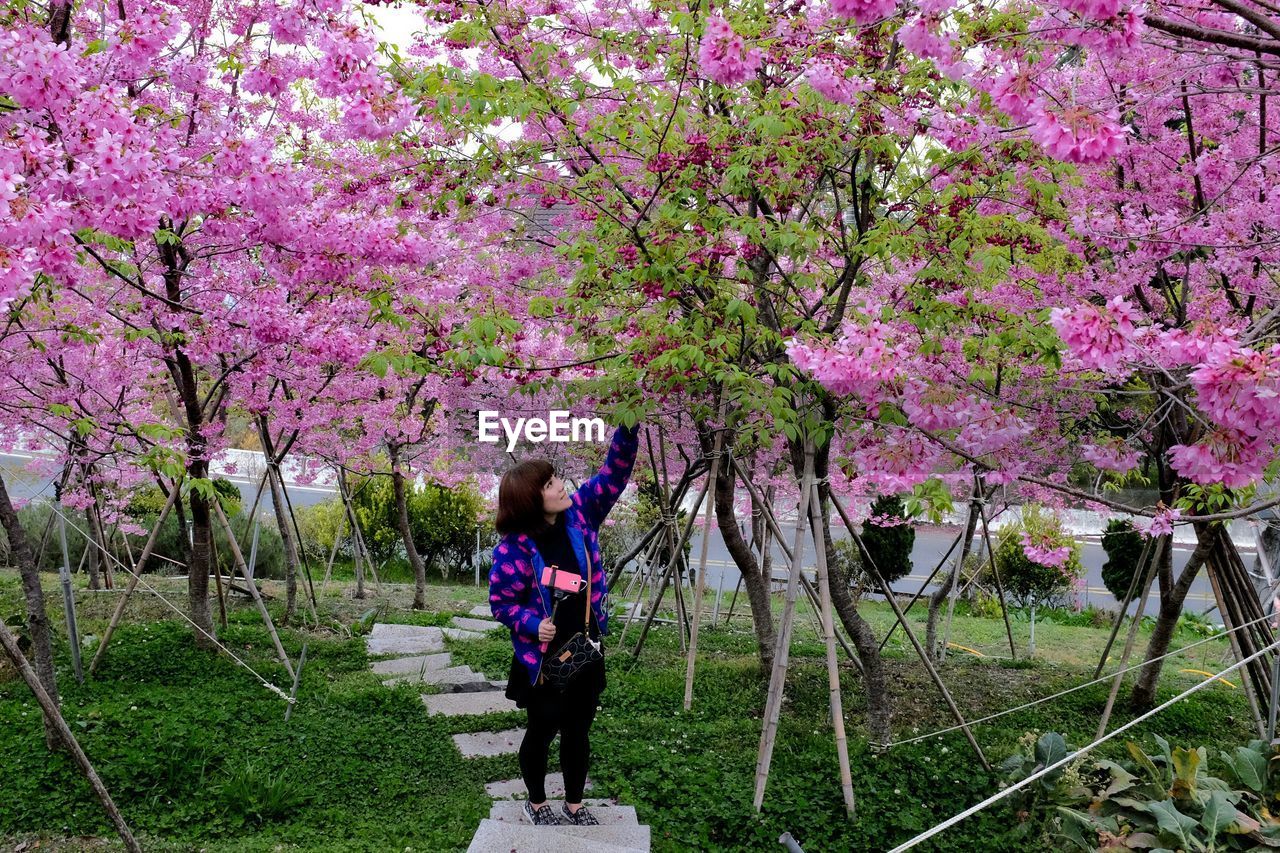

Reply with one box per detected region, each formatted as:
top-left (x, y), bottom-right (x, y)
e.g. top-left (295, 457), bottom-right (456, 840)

top-left (489, 423), bottom-right (640, 686)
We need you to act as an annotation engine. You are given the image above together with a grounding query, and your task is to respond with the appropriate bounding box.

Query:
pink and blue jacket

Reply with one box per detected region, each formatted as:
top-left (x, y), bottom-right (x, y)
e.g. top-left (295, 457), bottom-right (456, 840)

top-left (489, 423), bottom-right (640, 685)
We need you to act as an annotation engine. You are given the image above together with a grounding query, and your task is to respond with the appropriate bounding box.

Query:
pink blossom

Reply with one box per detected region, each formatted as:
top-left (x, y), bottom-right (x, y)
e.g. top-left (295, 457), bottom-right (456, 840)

top-left (697, 16), bottom-right (761, 86)
top-left (1168, 430), bottom-right (1269, 489)
top-left (1051, 0), bottom-right (1122, 21)
top-left (1080, 438), bottom-right (1140, 473)
top-left (1049, 296), bottom-right (1140, 373)
top-left (804, 63), bottom-right (865, 105)
top-left (1020, 531), bottom-right (1072, 568)
top-left (1031, 106), bottom-right (1125, 164)
top-left (832, 0), bottom-right (898, 25)
top-left (1138, 507), bottom-right (1183, 538)
top-left (1189, 343), bottom-right (1280, 437)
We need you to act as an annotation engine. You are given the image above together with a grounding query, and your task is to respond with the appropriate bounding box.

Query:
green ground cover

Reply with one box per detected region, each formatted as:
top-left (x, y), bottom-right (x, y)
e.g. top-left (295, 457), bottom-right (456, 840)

top-left (0, 570), bottom-right (1255, 851)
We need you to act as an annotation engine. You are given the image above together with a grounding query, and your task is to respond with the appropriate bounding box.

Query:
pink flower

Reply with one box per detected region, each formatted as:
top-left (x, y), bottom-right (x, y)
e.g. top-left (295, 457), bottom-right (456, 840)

top-left (1080, 438), bottom-right (1140, 473)
top-left (804, 63), bottom-right (865, 105)
top-left (1168, 430), bottom-right (1269, 489)
top-left (1020, 531), bottom-right (1072, 568)
top-left (832, 0), bottom-right (897, 25)
top-left (1189, 343), bottom-right (1280, 437)
top-left (1138, 506), bottom-right (1182, 538)
top-left (1031, 106), bottom-right (1125, 164)
top-left (1049, 296), bottom-right (1140, 373)
top-left (697, 16), bottom-right (761, 86)
top-left (1052, 0), bottom-right (1122, 21)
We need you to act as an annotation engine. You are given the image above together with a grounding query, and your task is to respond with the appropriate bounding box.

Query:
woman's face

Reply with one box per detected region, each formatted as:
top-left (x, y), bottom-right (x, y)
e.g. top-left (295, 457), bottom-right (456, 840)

top-left (541, 475), bottom-right (572, 516)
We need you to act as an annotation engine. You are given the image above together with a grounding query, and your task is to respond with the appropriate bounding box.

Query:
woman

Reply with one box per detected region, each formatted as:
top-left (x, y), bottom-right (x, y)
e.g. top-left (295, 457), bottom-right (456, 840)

top-left (488, 422), bottom-right (640, 826)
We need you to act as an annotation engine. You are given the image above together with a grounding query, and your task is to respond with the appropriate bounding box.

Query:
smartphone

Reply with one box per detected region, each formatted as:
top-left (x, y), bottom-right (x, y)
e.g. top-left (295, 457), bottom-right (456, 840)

top-left (541, 564), bottom-right (585, 594)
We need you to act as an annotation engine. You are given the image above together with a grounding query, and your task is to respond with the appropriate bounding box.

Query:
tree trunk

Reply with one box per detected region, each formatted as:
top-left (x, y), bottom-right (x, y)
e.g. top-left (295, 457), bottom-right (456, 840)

top-left (711, 443), bottom-right (774, 669)
top-left (1130, 528), bottom-right (1210, 710)
top-left (0, 472), bottom-right (60, 748)
top-left (926, 500), bottom-right (980, 663)
top-left (84, 506), bottom-right (102, 591)
top-left (266, 467), bottom-right (300, 624)
top-left (186, 484), bottom-right (216, 649)
top-left (390, 444), bottom-right (428, 610)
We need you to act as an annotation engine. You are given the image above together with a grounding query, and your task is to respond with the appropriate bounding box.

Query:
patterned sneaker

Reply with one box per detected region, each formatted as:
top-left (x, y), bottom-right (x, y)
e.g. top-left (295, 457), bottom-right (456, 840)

top-left (560, 803), bottom-right (601, 825)
top-left (522, 800), bottom-right (561, 826)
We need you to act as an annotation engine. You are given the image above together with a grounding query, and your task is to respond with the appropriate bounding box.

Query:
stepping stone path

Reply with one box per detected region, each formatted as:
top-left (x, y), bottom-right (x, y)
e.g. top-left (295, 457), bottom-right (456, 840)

top-left (366, 613), bottom-right (651, 852)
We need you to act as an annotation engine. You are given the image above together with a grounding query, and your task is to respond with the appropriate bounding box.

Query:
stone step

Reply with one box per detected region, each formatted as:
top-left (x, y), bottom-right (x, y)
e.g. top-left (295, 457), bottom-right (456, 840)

top-left (465, 819), bottom-right (649, 853)
top-left (450, 616), bottom-right (502, 633)
top-left (469, 605), bottom-right (494, 618)
top-left (442, 627), bottom-right (487, 642)
top-left (385, 665), bottom-right (485, 686)
top-left (488, 801), bottom-right (638, 826)
top-left (422, 691), bottom-right (518, 717)
top-left (438, 679), bottom-right (508, 694)
top-left (452, 728), bottom-right (524, 758)
top-left (369, 653), bottom-right (453, 676)
top-left (485, 773), bottom-right (594, 800)
top-left (366, 624), bottom-right (445, 655)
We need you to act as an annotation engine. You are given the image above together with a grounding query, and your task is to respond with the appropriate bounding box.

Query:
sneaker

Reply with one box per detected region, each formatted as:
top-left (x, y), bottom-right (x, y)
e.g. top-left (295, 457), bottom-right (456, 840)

top-left (522, 800), bottom-right (561, 826)
top-left (560, 803), bottom-right (600, 826)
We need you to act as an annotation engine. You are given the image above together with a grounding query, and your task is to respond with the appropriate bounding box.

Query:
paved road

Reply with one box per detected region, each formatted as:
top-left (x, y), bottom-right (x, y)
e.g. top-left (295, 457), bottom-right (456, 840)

top-left (1, 451), bottom-right (1234, 614)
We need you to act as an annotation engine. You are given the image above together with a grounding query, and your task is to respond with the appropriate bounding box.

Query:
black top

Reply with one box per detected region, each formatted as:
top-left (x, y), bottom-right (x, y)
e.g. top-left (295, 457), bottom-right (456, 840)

top-left (505, 513), bottom-right (605, 706)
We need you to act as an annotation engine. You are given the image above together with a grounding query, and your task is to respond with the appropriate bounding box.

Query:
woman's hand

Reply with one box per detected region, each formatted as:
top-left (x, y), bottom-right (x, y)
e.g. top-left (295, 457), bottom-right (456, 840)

top-left (538, 619), bottom-right (556, 642)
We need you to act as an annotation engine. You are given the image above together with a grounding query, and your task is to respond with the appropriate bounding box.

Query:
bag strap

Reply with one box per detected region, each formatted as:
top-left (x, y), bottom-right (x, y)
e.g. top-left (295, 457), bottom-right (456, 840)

top-left (582, 546), bottom-right (592, 624)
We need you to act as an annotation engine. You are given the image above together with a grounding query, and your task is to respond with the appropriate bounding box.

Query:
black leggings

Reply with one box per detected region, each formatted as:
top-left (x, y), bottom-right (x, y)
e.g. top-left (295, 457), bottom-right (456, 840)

top-left (519, 683), bottom-right (600, 803)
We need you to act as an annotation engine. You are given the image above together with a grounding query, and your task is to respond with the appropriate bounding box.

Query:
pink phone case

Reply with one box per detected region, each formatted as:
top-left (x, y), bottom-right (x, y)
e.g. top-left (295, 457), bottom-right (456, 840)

top-left (541, 564), bottom-right (584, 594)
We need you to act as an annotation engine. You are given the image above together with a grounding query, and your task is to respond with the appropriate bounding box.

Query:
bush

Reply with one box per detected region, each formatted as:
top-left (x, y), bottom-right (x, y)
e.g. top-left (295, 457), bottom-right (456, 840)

top-left (1100, 518), bottom-right (1145, 601)
top-left (348, 473), bottom-right (484, 578)
top-left (293, 499), bottom-right (351, 563)
top-left (991, 505), bottom-right (1083, 610)
top-left (859, 493), bottom-right (915, 584)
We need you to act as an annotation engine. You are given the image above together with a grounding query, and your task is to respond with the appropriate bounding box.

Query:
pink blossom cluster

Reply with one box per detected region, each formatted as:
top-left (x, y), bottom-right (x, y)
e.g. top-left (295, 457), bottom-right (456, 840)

top-left (1019, 531), bottom-right (1072, 568)
top-left (1138, 507), bottom-right (1183, 538)
top-left (1168, 430), bottom-right (1268, 489)
top-left (698, 16), bottom-right (761, 86)
top-left (866, 511), bottom-right (911, 527)
top-left (1189, 343), bottom-right (1280, 436)
top-left (804, 63), bottom-right (865, 105)
top-left (1080, 438), bottom-right (1140, 473)
top-left (1051, 0), bottom-right (1122, 22)
top-left (1031, 107), bottom-right (1125, 164)
top-left (785, 318), bottom-right (904, 401)
top-left (1049, 296), bottom-right (1140, 373)
top-left (831, 0), bottom-right (898, 25)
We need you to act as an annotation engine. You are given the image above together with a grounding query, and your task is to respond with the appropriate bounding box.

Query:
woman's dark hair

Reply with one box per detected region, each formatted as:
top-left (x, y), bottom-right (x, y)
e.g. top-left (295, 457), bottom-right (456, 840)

top-left (495, 459), bottom-right (555, 536)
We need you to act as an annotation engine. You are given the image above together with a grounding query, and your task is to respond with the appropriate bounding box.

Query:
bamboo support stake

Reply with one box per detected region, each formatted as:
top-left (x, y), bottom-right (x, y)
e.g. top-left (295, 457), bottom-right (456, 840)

top-left (827, 491), bottom-right (990, 770)
top-left (212, 501), bottom-right (295, 682)
top-left (753, 442), bottom-right (815, 812)
top-left (809, 482), bottom-right (855, 816)
top-left (90, 483), bottom-right (181, 676)
top-left (1095, 536), bottom-right (1167, 740)
top-left (1204, 543), bottom-right (1267, 738)
top-left (684, 415), bottom-right (727, 710)
top-left (976, 497), bottom-right (1018, 660)
top-left (1092, 534), bottom-right (1157, 680)
top-left (0, 619), bottom-right (143, 852)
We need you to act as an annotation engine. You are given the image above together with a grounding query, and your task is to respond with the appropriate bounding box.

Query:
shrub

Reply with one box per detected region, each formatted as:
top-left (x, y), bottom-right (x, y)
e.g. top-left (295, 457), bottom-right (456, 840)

top-left (859, 493), bottom-right (915, 584)
top-left (293, 499), bottom-right (351, 563)
top-left (991, 506), bottom-right (1083, 610)
top-left (1100, 518), bottom-right (1146, 601)
top-left (348, 473), bottom-right (484, 577)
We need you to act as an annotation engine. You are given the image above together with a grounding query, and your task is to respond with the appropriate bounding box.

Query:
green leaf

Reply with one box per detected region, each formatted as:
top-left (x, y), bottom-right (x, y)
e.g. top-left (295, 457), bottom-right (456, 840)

top-left (1170, 747), bottom-right (1201, 801)
top-left (1141, 799), bottom-right (1200, 850)
top-left (1035, 732), bottom-right (1068, 769)
top-left (1224, 746), bottom-right (1267, 793)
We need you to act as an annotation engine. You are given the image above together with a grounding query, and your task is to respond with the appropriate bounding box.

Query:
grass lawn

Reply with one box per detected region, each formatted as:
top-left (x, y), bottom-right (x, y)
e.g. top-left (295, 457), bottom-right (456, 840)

top-left (0, 568), bottom-right (1256, 851)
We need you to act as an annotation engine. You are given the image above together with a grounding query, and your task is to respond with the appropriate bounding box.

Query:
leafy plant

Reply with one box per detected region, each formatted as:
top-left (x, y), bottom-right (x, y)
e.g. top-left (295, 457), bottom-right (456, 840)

top-left (1100, 518), bottom-right (1146, 602)
top-left (991, 506), bottom-right (1083, 610)
top-left (1001, 732), bottom-right (1280, 850)
top-left (216, 761), bottom-right (313, 826)
top-left (858, 494), bottom-right (916, 584)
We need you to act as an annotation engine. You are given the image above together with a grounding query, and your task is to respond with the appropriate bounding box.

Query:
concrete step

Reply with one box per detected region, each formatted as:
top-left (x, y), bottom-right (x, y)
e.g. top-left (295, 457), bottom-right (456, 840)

top-left (485, 772), bottom-right (594, 800)
top-left (450, 616), bottom-right (502, 633)
top-left (422, 691), bottom-right (517, 717)
top-left (385, 665), bottom-right (485, 686)
top-left (369, 653), bottom-right (452, 676)
top-left (469, 605), bottom-right (494, 617)
top-left (366, 624), bottom-right (445, 655)
top-left (442, 627), bottom-right (487, 642)
top-left (465, 819), bottom-right (649, 853)
top-left (452, 728), bottom-right (523, 758)
top-left (488, 801), bottom-right (638, 826)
